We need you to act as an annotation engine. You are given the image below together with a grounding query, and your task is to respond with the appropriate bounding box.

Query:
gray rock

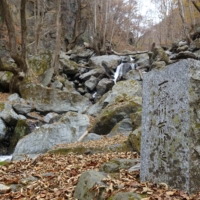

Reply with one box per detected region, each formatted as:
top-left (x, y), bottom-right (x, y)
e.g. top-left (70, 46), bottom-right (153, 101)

top-left (100, 158), bottom-right (139, 173)
top-left (190, 38), bottom-right (200, 51)
top-left (0, 118), bottom-right (6, 141)
top-left (19, 84), bottom-right (91, 113)
top-left (43, 112), bottom-right (58, 123)
top-left (84, 76), bottom-right (98, 91)
top-left (111, 192), bottom-right (141, 200)
top-left (178, 41), bottom-right (188, 47)
top-left (86, 91), bottom-right (111, 117)
top-left (86, 79), bottom-right (142, 118)
top-left (107, 118), bottom-right (133, 137)
top-left (59, 56), bottom-right (79, 74)
top-left (177, 45), bottom-right (188, 52)
top-left (0, 184), bottom-right (10, 194)
top-left (7, 93), bottom-right (21, 102)
top-left (12, 102), bottom-right (33, 115)
top-left (74, 170), bottom-right (108, 200)
top-left (128, 127), bottom-right (141, 153)
top-left (141, 59), bottom-right (200, 194)
top-left (175, 51), bottom-right (196, 59)
top-left (0, 103), bottom-right (26, 125)
top-left (76, 48), bottom-right (94, 58)
top-left (99, 161), bottom-right (120, 173)
top-left (83, 133), bottom-right (102, 142)
top-left (12, 112), bottom-right (90, 160)
top-left (135, 53), bottom-right (149, 67)
top-left (96, 78), bottom-right (114, 96)
top-left (89, 55), bottom-right (121, 69)
top-left (38, 67), bottom-right (54, 86)
top-left (128, 163), bottom-right (141, 173)
top-left (51, 80), bottom-right (63, 90)
top-left (151, 61), bottom-right (166, 69)
top-left (79, 68), bottom-right (104, 81)
top-left (124, 69), bottom-right (142, 81)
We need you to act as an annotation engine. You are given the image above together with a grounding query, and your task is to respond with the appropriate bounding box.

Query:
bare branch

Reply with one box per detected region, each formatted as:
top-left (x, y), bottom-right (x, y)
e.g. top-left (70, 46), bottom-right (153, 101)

top-left (192, 0), bottom-right (200, 13)
top-left (111, 49), bottom-right (149, 56)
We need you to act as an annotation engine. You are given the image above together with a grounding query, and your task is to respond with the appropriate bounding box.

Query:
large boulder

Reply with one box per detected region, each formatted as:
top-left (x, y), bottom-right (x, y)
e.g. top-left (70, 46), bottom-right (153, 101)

top-left (135, 53), bottom-right (149, 67)
top-left (12, 112), bottom-right (90, 160)
top-left (87, 79), bottom-right (142, 118)
top-left (79, 67), bottom-right (104, 81)
top-left (89, 55), bottom-right (121, 69)
top-left (19, 83), bottom-right (91, 113)
top-left (59, 54), bottom-right (79, 75)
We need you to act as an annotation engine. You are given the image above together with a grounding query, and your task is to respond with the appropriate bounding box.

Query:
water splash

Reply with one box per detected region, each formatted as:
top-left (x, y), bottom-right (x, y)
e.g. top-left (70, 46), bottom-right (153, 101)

top-left (0, 155), bottom-right (12, 162)
top-left (113, 63), bottom-right (136, 84)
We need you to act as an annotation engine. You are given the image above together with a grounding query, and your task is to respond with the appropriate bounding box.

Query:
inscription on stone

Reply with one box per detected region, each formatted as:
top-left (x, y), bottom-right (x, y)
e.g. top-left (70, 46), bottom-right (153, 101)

top-left (141, 59), bottom-right (200, 194)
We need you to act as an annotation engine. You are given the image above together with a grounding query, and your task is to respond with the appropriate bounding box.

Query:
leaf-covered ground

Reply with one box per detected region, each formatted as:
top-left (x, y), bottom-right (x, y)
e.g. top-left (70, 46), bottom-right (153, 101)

top-left (0, 137), bottom-right (200, 199)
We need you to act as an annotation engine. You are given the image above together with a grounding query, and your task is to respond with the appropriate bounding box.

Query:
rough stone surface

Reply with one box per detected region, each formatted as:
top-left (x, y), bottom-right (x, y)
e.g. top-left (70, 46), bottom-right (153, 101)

top-left (0, 103), bottom-right (26, 125)
top-left (84, 76), bottom-right (98, 91)
top-left (74, 170), bottom-right (108, 200)
top-left (19, 84), bottom-right (91, 113)
top-left (12, 112), bottom-right (90, 160)
top-left (141, 59), bottom-right (200, 194)
top-left (89, 55), bottom-right (121, 69)
top-left (12, 102), bottom-right (33, 115)
top-left (111, 192), bottom-right (141, 200)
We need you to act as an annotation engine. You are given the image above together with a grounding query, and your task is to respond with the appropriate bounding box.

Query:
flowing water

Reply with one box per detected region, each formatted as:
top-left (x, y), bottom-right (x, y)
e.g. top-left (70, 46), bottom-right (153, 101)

top-left (0, 155), bottom-right (12, 162)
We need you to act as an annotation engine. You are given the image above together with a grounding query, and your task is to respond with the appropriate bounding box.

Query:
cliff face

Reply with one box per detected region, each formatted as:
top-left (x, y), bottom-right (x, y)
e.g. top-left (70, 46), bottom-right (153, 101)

top-left (0, 0), bottom-right (79, 58)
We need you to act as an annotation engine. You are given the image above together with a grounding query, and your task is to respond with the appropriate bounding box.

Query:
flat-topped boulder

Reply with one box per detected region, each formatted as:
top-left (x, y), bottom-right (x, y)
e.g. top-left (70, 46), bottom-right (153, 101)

top-left (141, 59), bottom-right (200, 194)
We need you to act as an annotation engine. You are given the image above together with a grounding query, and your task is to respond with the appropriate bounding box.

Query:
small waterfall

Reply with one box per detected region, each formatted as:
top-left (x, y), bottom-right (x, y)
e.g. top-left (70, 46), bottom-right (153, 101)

top-left (113, 63), bottom-right (123, 84)
top-left (113, 63), bottom-right (136, 84)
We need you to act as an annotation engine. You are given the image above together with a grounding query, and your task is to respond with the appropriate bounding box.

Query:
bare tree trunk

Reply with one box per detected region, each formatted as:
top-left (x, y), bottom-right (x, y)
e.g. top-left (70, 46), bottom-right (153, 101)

top-left (1, 0), bottom-right (28, 93)
top-left (178, 0), bottom-right (192, 43)
top-left (52, 0), bottom-right (61, 75)
top-left (188, 0), bottom-right (195, 27)
top-left (34, 0), bottom-right (45, 54)
top-left (102, 0), bottom-right (109, 53)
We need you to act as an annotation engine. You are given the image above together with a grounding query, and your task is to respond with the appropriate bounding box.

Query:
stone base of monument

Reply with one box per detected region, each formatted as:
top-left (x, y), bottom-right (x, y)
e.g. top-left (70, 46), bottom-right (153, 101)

top-left (141, 59), bottom-right (200, 194)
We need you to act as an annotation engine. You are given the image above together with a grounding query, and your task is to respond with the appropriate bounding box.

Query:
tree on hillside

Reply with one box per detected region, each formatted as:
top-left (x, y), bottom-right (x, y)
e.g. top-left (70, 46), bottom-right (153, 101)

top-left (0, 0), bottom-right (28, 93)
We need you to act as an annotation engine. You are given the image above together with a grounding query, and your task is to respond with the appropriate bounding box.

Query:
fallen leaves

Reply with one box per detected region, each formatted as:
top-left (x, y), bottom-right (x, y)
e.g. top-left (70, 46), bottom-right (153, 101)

top-left (0, 149), bottom-right (200, 199)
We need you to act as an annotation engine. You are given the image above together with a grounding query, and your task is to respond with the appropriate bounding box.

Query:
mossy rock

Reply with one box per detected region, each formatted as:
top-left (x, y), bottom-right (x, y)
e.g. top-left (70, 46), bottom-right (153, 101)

top-left (0, 103), bottom-right (5, 112)
top-left (108, 192), bottom-right (141, 200)
top-left (128, 127), bottom-right (141, 153)
top-left (90, 100), bottom-right (141, 135)
top-left (48, 141), bottom-right (132, 156)
top-left (0, 71), bottom-right (13, 91)
top-left (8, 119), bottom-right (31, 154)
top-left (28, 53), bottom-right (52, 76)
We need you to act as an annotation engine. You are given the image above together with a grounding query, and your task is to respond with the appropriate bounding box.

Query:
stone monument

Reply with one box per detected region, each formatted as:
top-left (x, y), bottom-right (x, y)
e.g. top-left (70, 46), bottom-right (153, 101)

top-left (141, 59), bottom-right (200, 194)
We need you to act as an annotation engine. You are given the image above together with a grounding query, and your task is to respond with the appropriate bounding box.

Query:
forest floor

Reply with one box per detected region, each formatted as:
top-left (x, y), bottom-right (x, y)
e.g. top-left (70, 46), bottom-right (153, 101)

top-left (0, 136), bottom-right (200, 200)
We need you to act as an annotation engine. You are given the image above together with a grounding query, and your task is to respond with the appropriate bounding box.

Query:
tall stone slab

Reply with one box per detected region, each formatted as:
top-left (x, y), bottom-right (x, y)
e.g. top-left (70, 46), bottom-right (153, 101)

top-left (141, 59), bottom-right (200, 194)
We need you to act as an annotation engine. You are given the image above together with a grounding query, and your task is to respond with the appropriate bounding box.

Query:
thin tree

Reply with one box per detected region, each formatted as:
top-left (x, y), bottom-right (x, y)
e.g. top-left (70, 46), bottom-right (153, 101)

top-left (52, 0), bottom-right (61, 75)
top-left (178, 0), bottom-right (192, 43)
top-left (0, 0), bottom-right (28, 93)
